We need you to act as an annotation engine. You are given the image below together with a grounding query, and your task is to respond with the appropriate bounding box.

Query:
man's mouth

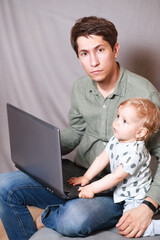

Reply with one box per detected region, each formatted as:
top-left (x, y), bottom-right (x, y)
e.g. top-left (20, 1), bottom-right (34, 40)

top-left (90, 70), bottom-right (103, 75)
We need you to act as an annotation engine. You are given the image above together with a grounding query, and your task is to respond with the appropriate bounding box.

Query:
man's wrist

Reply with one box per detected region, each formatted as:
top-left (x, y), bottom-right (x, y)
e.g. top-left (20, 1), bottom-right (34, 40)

top-left (142, 199), bottom-right (159, 214)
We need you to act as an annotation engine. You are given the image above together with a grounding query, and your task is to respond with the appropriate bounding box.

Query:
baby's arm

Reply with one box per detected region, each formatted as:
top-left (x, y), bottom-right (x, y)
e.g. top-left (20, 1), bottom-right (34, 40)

top-left (79, 164), bottom-right (129, 198)
top-left (68, 149), bottom-right (109, 186)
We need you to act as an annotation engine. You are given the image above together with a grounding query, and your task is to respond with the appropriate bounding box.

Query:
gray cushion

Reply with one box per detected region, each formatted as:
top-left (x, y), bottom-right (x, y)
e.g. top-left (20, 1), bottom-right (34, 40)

top-left (30, 226), bottom-right (160, 240)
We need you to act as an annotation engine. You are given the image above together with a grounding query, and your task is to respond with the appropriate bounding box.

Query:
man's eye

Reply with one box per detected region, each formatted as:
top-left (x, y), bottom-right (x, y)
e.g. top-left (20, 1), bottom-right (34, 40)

top-left (81, 52), bottom-right (88, 56)
top-left (97, 48), bottom-right (104, 53)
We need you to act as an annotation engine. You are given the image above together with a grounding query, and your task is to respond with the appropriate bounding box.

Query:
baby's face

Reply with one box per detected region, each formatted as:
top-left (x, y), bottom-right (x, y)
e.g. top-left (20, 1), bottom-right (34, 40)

top-left (112, 105), bottom-right (142, 143)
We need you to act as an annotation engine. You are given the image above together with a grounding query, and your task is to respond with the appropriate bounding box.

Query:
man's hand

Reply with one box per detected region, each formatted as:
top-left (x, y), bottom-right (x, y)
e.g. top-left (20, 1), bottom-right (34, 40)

top-left (78, 184), bottom-right (95, 199)
top-left (68, 176), bottom-right (90, 186)
top-left (35, 215), bottom-right (45, 231)
top-left (116, 203), bottom-right (153, 238)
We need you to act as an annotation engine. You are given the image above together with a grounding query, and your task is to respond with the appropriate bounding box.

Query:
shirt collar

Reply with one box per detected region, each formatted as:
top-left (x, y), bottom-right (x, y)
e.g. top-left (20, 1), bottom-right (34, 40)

top-left (111, 66), bottom-right (126, 97)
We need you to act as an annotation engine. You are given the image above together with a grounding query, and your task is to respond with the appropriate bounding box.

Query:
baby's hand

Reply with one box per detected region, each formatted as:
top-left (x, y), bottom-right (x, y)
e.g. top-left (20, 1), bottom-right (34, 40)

top-left (78, 185), bottom-right (95, 199)
top-left (68, 176), bottom-right (89, 186)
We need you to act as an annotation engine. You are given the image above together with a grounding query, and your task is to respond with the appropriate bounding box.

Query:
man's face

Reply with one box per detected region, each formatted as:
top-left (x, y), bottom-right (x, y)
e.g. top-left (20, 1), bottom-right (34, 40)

top-left (77, 35), bottom-right (119, 83)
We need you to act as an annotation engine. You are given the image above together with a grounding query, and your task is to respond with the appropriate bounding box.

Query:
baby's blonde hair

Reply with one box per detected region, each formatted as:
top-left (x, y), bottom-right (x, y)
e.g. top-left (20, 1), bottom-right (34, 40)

top-left (119, 98), bottom-right (160, 141)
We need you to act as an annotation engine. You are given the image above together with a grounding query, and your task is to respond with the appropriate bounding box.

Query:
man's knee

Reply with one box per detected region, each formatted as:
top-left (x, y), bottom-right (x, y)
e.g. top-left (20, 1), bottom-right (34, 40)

top-left (55, 199), bottom-right (92, 237)
top-left (0, 173), bottom-right (12, 202)
top-left (55, 197), bottom-right (123, 237)
top-left (0, 172), bottom-right (24, 204)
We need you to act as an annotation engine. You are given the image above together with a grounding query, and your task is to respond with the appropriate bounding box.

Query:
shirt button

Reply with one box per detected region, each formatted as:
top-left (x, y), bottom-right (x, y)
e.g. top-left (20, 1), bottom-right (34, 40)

top-left (103, 104), bottom-right (107, 108)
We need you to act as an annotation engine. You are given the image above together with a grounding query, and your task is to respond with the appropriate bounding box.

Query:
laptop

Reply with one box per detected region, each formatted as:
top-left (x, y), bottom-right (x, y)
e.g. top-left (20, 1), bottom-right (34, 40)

top-left (7, 103), bottom-right (114, 199)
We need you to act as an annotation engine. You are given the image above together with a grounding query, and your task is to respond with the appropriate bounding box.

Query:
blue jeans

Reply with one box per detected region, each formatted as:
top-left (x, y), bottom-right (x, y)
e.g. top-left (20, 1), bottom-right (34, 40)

top-left (0, 171), bottom-right (123, 239)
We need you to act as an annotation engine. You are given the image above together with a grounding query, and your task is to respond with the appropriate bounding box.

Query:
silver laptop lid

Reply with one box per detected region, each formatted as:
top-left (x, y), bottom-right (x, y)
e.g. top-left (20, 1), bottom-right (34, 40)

top-left (7, 103), bottom-right (65, 197)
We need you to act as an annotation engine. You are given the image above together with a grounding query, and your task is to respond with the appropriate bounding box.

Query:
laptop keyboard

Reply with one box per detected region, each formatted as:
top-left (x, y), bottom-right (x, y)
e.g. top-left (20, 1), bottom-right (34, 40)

top-left (63, 169), bottom-right (79, 193)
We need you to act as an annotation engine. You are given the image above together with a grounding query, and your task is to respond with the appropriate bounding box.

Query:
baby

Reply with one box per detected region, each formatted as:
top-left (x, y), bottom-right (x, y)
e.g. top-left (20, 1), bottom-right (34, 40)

top-left (69, 98), bottom-right (160, 236)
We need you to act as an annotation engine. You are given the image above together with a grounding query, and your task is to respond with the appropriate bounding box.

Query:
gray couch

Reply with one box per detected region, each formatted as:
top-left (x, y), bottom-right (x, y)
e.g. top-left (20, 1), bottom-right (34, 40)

top-left (30, 222), bottom-right (160, 240)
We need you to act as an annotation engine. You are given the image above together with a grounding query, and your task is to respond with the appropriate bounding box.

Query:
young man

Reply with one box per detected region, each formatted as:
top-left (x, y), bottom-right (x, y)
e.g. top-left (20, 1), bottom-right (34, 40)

top-left (0, 16), bottom-right (160, 239)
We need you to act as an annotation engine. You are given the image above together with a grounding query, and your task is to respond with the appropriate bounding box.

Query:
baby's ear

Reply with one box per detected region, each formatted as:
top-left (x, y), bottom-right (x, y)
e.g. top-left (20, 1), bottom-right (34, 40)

top-left (136, 127), bottom-right (148, 140)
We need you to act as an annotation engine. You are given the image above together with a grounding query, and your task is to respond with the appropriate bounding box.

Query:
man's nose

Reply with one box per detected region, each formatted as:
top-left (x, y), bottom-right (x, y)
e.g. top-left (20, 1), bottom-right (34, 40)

top-left (90, 53), bottom-right (100, 67)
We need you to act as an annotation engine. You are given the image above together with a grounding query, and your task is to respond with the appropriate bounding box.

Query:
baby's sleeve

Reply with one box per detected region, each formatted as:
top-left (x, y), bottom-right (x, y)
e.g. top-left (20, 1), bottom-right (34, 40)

top-left (119, 152), bottom-right (140, 175)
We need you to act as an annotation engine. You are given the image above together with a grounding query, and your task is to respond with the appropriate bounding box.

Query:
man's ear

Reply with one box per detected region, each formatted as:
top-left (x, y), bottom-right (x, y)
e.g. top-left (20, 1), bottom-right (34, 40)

top-left (114, 43), bottom-right (120, 58)
top-left (136, 127), bottom-right (148, 140)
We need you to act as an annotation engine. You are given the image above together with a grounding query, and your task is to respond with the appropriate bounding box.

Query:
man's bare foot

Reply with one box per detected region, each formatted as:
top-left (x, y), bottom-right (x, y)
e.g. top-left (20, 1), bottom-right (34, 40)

top-left (35, 215), bottom-right (45, 230)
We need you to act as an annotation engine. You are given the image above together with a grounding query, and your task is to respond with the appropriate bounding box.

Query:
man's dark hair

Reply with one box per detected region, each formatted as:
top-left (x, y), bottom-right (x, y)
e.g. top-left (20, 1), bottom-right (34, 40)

top-left (70, 16), bottom-right (118, 57)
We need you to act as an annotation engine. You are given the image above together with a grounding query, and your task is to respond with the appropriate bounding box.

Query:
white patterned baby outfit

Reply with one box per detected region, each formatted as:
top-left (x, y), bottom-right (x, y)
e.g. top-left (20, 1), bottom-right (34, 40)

top-left (105, 136), bottom-right (152, 203)
top-left (105, 136), bottom-right (159, 236)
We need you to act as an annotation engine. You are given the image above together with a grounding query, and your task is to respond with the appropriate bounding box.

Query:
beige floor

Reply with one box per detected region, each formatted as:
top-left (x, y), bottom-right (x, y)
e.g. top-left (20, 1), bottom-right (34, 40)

top-left (0, 207), bottom-right (43, 240)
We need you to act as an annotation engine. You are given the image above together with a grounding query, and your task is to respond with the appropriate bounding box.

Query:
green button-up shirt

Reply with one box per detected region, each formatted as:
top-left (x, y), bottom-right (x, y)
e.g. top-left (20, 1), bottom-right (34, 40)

top-left (61, 66), bottom-right (160, 204)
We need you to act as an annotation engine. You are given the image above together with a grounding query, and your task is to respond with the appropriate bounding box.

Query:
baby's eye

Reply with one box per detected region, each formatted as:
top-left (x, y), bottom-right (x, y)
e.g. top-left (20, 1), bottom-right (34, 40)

top-left (117, 114), bottom-right (120, 118)
top-left (123, 119), bottom-right (127, 124)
